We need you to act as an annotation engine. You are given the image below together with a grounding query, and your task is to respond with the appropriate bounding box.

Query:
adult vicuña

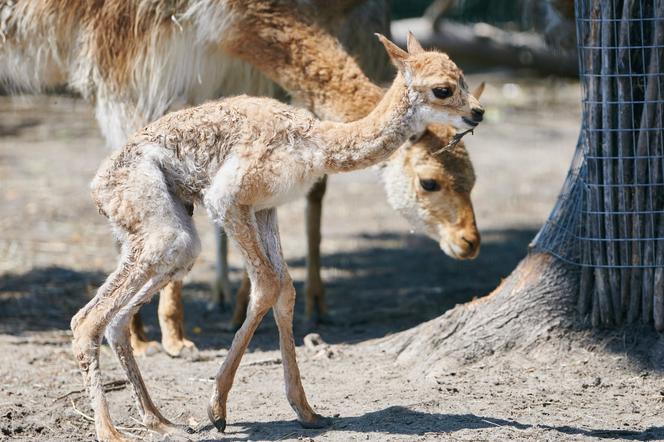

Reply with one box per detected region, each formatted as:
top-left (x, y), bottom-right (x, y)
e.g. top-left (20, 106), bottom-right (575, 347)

top-left (71, 32), bottom-right (484, 441)
top-left (0, 0), bottom-right (481, 358)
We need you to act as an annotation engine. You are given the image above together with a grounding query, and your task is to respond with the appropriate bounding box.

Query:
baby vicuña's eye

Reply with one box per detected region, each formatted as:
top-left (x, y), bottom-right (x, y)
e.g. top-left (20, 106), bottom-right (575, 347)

top-left (419, 179), bottom-right (440, 192)
top-left (432, 87), bottom-right (452, 99)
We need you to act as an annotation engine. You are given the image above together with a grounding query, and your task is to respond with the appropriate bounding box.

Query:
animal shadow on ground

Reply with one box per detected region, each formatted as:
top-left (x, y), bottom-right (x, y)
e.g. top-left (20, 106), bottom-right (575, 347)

top-left (162, 227), bottom-right (538, 351)
top-left (195, 406), bottom-right (664, 441)
top-left (0, 266), bottom-right (105, 334)
top-left (285, 228), bottom-right (538, 344)
top-left (0, 118), bottom-right (40, 137)
top-left (0, 229), bottom-right (536, 344)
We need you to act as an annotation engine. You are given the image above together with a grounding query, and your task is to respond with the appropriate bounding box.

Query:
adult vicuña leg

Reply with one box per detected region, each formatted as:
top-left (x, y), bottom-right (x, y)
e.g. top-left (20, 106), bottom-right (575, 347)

top-left (305, 176), bottom-right (328, 324)
top-left (129, 311), bottom-right (161, 356)
top-left (207, 206), bottom-right (281, 432)
top-left (158, 280), bottom-right (198, 358)
top-left (212, 227), bottom-right (233, 309)
top-left (229, 271), bottom-right (250, 330)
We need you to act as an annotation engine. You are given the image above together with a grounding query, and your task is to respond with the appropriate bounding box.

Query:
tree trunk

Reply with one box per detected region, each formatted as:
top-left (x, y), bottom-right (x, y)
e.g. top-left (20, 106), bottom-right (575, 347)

top-left (384, 0), bottom-right (664, 374)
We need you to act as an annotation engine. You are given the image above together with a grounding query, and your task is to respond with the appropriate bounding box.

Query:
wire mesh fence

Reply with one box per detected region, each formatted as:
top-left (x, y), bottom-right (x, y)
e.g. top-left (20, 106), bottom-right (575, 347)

top-left (533, 0), bottom-right (664, 327)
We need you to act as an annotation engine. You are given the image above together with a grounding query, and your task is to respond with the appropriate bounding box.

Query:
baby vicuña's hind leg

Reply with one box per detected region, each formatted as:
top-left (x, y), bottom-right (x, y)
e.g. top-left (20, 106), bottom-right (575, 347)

top-left (71, 244), bottom-right (139, 442)
top-left (207, 206), bottom-right (283, 432)
top-left (73, 159), bottom-right (199, 441)
top-left (257, 209), bottom-right (330, 428)
top-left (104, 191), bottom-right (200, 437)
top-left (72, 241), bottom-right (185, 441)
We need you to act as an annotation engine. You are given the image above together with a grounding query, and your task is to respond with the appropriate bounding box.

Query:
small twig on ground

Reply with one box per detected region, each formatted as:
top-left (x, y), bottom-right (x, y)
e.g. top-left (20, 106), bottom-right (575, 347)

top-left (241, 357), bottom-right (282, 367)
top-left (129, 416), bottom-right (143, 427)
top-left (70, 400), bottom-right (94, 422)
top-left (54, 379), bottom-right (127, 402)
top-left (70, 400), bottom-right (148, 433)
top-left (276, 431), bottom-right (300, 441)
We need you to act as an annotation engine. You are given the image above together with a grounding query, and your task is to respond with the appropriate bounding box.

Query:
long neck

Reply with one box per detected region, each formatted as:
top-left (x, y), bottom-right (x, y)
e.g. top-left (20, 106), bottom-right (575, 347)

top-left (222, 0), bottom-right (383, 121)
top-left (316, 74), bottom-right (421, 173)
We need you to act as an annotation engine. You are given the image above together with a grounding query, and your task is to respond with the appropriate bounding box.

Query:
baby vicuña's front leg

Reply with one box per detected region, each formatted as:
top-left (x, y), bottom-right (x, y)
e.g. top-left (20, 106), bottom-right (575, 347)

top-left (205, 205), bottom-right (330, 431)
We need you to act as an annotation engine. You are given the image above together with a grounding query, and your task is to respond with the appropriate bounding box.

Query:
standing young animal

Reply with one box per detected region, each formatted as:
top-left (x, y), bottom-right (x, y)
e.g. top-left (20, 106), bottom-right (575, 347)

top-left (220, 0), bottom-right (484, 328)
top-left (0, 0), bottom-right (481, 357)
top-left (72, 33), bottom-right (484, 441)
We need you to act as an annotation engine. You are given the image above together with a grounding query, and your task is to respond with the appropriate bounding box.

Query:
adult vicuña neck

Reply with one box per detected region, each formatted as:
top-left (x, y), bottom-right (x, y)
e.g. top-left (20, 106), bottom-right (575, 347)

top-left (222, 1), bottom-right (384, 122)
top-left (316, 72), bottom-right (423, 173)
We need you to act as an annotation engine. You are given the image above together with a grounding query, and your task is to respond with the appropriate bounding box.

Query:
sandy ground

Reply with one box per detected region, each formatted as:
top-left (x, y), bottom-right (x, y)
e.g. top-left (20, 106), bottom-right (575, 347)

top-left (2, 74), bottom-right (664, 441)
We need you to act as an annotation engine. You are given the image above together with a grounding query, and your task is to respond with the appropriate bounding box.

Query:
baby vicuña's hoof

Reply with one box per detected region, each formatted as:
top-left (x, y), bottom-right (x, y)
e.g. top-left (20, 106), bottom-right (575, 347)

top-left (96, 426), bottom-right (132, 442)
top-left (151, 422), bottom-right (195, 442)
top-left (299, 413), bottom-right (333, 429)
top-left (207, 404), bottom-right (226, 433)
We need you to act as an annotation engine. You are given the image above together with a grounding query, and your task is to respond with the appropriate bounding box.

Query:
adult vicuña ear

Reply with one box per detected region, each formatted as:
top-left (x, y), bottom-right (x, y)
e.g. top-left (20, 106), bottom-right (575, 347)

top-left (406, 31), bottom-right (424, 55)
top-left (471, 81), bottom-right (486, 99)
top-left (375, 33), bottom-right (407, 71)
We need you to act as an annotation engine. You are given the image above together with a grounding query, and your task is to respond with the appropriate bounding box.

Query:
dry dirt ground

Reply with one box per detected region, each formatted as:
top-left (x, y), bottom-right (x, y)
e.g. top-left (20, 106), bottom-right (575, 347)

top-left (1, 74), bottom-right (664, 441)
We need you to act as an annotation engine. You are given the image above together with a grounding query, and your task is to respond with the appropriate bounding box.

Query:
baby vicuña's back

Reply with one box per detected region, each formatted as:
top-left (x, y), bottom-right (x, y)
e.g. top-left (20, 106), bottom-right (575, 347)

top-left (97, 95), bottom-right (322, 207)
top-left (130, 95), bottom-right (318, 166)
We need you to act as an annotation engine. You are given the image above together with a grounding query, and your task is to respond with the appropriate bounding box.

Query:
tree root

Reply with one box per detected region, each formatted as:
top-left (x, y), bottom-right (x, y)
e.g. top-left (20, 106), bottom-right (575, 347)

top-left (379, 253), bottom-right (579, 377)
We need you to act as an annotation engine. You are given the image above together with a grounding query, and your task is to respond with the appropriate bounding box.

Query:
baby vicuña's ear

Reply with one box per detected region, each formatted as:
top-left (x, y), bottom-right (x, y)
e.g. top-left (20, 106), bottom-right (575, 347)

top-left (375, 33), bottom-right (408, 71)
top-left (472, 81), bottom-right (486, 99)
top-left (406, 31), bottom-right (424, 55)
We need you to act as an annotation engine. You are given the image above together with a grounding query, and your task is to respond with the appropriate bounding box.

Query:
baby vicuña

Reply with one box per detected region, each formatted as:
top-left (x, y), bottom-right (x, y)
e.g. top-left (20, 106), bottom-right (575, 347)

top-left (71, 33), bottom-right (484, 442)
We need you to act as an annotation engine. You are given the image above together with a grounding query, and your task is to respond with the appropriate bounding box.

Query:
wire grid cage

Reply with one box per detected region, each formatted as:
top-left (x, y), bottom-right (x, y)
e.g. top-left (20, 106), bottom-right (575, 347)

top-left (534, 0), bottom-right (664, 272)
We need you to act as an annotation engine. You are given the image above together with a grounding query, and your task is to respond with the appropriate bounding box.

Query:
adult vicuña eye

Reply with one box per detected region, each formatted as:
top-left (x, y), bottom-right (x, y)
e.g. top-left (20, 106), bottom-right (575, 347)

top-left (432, 87), bottom-right (452, 99)
top-left (419, 179), bottom-right (440, 192)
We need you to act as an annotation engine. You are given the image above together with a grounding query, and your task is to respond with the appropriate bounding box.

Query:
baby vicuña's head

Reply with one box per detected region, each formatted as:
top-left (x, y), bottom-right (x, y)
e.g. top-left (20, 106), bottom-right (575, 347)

top-left (376, 32), bottom-right (484, 132)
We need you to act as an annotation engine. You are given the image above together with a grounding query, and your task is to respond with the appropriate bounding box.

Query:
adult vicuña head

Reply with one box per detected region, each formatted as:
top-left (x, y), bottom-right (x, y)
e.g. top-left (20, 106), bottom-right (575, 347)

top-left (376, 32), bottom-right (484, 259)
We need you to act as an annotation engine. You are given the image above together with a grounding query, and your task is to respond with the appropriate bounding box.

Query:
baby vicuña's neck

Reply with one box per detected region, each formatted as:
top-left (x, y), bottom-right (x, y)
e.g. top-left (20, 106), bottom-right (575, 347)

top-left (314, 72), bottom-right (421, 173)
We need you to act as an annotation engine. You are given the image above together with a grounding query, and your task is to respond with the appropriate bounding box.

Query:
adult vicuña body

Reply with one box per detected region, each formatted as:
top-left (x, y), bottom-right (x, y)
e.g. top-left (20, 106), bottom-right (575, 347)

top-left (71, 33), bottom-right (484, 441)
top-left (1, 0), bottom-right (481, 357)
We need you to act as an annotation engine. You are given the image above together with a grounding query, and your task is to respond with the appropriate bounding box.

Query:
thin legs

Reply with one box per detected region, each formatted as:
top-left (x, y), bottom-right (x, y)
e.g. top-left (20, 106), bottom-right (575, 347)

top-left (158, 280), bottom-right (198, 358)
top-left (213, 227), bottom-right (233, 308)
top-left (207, 207), bottom-right (330, 431)
top-left (72, 164), bottom-right (200, 441)
top-left (229, 175), bottom-right (329, 328)
top-left (305, 175), bottom-right (328, 322)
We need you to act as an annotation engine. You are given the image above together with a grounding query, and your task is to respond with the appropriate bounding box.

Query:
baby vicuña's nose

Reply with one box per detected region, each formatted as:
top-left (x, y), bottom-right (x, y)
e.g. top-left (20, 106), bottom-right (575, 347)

top-left (471, 107), bottom-right (484, 123)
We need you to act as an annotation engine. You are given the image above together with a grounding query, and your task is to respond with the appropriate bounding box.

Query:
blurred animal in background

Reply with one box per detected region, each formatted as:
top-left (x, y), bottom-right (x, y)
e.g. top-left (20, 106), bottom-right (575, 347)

top-left (0, 0), bottom-right (482, 356)
top-left (72, 31), bottom-right (484, 441)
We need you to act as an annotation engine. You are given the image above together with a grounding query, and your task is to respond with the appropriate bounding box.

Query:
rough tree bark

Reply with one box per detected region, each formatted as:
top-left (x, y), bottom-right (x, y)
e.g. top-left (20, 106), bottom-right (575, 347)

top-left (384, 0), bottom-right (663, 375)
